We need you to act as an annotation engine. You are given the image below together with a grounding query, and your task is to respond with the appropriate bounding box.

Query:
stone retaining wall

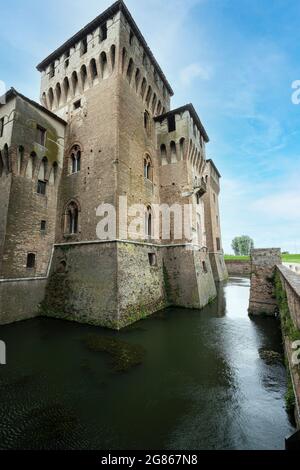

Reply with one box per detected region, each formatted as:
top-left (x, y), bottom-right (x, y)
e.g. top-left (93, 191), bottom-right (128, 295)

top-left (225, 260), bottom-right (251, 276)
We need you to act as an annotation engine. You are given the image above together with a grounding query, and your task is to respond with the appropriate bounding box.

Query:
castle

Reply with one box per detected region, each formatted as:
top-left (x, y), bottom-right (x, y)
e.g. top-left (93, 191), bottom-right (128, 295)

top-left (0, 0), bottom-right (227, 329)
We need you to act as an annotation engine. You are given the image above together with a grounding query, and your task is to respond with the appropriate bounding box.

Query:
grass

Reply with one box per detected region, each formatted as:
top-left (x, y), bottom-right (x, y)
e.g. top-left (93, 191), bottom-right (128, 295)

top-left (224, 254), bottom-right (300, 264)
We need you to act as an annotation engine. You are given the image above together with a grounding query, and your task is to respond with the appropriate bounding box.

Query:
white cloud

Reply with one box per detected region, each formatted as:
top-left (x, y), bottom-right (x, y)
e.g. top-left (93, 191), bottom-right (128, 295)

top-left (179, 63), bottom-right (212, 86)
top-left (252, 190), bottom-right (300, 221)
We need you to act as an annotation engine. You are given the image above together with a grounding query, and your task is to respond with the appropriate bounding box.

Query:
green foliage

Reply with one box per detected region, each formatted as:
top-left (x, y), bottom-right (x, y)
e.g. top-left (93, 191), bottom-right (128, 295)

top-left (231, 236), bottom-right (254, 256)
top-left (282, 254), bottom-right (300, 263)
top-left (275, 272), bottom-right (300, 342)
top-left (224, 255), bottom-right (250, 261)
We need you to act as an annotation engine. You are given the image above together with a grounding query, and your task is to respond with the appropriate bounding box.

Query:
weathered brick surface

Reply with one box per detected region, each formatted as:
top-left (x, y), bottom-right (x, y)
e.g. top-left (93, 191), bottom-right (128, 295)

top-left (225, 260), bottom-right (251, 275)
top-left (248, 248), bottom-right (282, 316)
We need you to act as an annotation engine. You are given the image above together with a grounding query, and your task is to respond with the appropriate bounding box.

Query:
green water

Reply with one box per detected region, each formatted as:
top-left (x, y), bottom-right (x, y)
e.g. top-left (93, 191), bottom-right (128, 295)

top-left (0, 277), bottom-right (295, 449)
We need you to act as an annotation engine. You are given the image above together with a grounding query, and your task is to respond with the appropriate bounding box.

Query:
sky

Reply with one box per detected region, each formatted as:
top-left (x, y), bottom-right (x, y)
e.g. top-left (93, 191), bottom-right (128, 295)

top-left (0, 0), bottom-right (300, 253)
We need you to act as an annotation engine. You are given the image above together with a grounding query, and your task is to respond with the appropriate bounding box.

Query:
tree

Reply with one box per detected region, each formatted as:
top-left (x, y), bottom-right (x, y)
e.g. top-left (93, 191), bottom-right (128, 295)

top-left (231, 235), bottom-right (254, 256)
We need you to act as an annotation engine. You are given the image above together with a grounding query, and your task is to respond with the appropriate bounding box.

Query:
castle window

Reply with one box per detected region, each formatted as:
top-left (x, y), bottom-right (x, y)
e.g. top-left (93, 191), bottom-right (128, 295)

top-left (135, 68), bottom-right (141, 92)
top-left (100, 22), bottom-right (108, 41)
top-left (37, 180), bottom-right (46, 195)
top-left (129, 30), bottom-right (134, 46)
top-left (41, 220), bottom-right (46, 232)
top-left (55, 83), bottom-right (62, 107)
top-left (202, 261), bottom-right (208, 273)
top-left (90, 58), bottom-right (98, 80)
top-left (145, 206), bottom-right (152, 239)
top-left (3, 144), bottom-right (9, 173)
top-left (168, 114), bottom-right (176, 132)
top-left (63, 77), bottom-right (70, 102)
top-left (146, 86), bottom-right (152, 107)
top-left (48, 88), bottom-right (54, 110)
top-left (110, 45), bottom-right (116, 71)
top-left (37, 125), bottom-right (46, 146)
top-left (66, 201), bottom-right (79, 235)
top-left (157, 101), bottom-right (162, 115)
top-left (80, 65), bottom-right (88, 90)
top-left (0, 117), bottom-right (4, 137)
top-left (126, 58), bottom-right (134, 83)
top-left (151, 94), bottom-right (157, 114)
top-left (49, 63), bottom-right (55, 78)
top-left (144, 110), bottom-right (150, 132)
top-left (160, 144), bottom-right (167, 166)
top-left (216, 237), bottom-right (221, 251)
top-left (42, 92), bottom-right (47, 108)
top-left (17, 146), bottom-right (24, 175)
top-left (100, 52), bottom-right (109, 79)
top-left (144, 154), bottom-right (152, 181)
top-left (70, 145), bottom-right (81, 174)
top-left (140, 78), bottom-right (147, 99)
top-left (73, 99), bottom-right (81, 110)
top-left (170, 141), bottom-right (177, 163)
top-left (80, 37), bottom-right (88, 56)
top-left (26, 253), bottom-right (36, 269)
top-left (49, 162), bottom-right (58, 185)
top-left (26, 152), bottom-right (36, 179)
top-left (148, 253), bottom-right (157, 267)
top-left (179, 138), bottom-right (185, 160)
top-left (65, 59), bottom-right (69, 69)
top-left (71, 71), bottom-right (79, 96)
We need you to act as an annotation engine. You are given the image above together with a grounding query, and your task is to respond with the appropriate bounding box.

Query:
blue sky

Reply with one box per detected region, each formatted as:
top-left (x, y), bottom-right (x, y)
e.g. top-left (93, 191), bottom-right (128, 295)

top-left (1, 0), bottom-right (300, 253)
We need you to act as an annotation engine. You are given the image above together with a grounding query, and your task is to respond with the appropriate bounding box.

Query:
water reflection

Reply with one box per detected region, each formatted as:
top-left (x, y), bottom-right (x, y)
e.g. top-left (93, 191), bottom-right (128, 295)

top-left (0, 277), bottom-right (295, 450)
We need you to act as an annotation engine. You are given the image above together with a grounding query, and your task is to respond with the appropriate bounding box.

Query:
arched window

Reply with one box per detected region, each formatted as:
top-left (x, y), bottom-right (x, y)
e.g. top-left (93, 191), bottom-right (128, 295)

top-left (145, 206), bottom-right (152, 239)
top-left (100, 52), bottom-right (109, 79)
top-left (70, 145), bottom-right (81, 174)
top-left (157, 101), bottom-right (162, 115)
top-left (122, 48), bottom-right (127, 73)
top-left (146, 86), bottom-right (152, 107)
top-left (160, 144), bottom-right (167, 166)
top-left (140, 78), bottom-right (147, 99)
top-left (65, 201), bottom-right (79, 235)
top-left (71, 71), bottom-right (79, 96)
top-left (55, 83), bottom-right (62, 107)
top-left (170, 141), bottom-right (177, 163)
top-left (17, 146), bottom-right (24, 175)
top-left (80, 65), bottom-right (88, 90)
top-left (179, 138), bottom-right (185, 160)
top-left (37, 157), bottom-right (48, 195)
top-left (90, 58), bottom-right (98, 81)
top-left (63, 77), bottom-right (70, 102)
top-left (143, 154), bottom-right (152, 181)
top-left (126, 58), bottom-right (134, 83)
top-left (135, 68), bottom-right (141, 92)
top-left (25, 151), bottom-right (36, 179)
top-left (42, 92), bottom-right (47, 108)
top-left (151, 94), bottom-right (157, 114)
top-left (110, 45), bottom-right (116, 71)
top-left (144, 110), bottom-right (150, 134)
top-left (49, 162), bottom-right (58, 185)
top-left (48, 88), bottom-right (54, 110)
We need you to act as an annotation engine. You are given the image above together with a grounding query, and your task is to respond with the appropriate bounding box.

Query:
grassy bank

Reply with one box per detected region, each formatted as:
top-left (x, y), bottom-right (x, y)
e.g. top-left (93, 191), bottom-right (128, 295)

top-left (224, 254), bottom-right (300, 263)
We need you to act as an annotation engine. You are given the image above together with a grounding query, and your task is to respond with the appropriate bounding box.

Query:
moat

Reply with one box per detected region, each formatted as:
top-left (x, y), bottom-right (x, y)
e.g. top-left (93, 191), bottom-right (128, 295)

top-left (0, 277), bottom-right (295, 450)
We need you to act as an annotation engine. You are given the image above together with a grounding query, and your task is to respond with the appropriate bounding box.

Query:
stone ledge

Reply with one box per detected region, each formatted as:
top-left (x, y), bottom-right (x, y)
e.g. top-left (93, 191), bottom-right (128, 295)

top-left (277, 264), bottom-right (300, 299)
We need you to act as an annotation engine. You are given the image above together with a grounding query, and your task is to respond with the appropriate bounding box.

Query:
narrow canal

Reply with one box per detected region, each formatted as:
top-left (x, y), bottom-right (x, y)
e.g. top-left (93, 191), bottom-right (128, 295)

top-left (0, 276), bottom-right (295, 449)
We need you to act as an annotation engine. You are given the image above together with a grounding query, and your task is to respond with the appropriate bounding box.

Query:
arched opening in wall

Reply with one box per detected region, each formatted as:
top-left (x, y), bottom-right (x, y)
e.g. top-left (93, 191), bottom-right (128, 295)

top-left (126, 58), bottom-right (134, 83)
top-left (42, 92), bottom-right (47, 108)
top-left (65, 201), bottom-right (79, 235)
top-left (145, 206), bottom-right (152, 239)
top-left (122, 48), bottom-right (127, 73)
top-left (157, 101), bottom-right (162, 115)
top-left (135, 68), bottom-right (141, 92)
top-left (17, 146), bottom-right (24, 175)
top-left (140, 78), bottom-right (147, 99)
top-left (129, 30), bottom-right (134, 46)
top-left (0, 151), bottom-right (3, 177)
top-left (100, 52), bottom-right (109, 79)
top-left (70, 145), bottom-right (81, 174)
top-left (179, 138), bottom-right (185, 160)
top-left (63, 77), bottom-right (70, 103)
top-left (146, 86), bottom-right (152, 108)
top-left (71, 71), bottom-right (79, 96)
top-left (48, 88), bottom-right (54, 110)
top-left (90, 58), bottom-right (98, 81)
top-left (49, 162), bottom-right (58, 185)
top-left (202, 261), bottom-right (208, 273)
top-left (80, 65), bottom-right (88, 90)
top-left (55, 83), bottom-right (61, 108)
top-left (100, 22), bottom-right (108, 41)
top-left (144, 110), bottom-right (151, 135)
top-left (3, 144), bottom-right (9, 174)
top-left (37, 157), bottom-right (48, 195)
top-left (143, 154), bottom-right (153, 181)
top-left (151, 94), bottom-right (157, 115)
top-left (25, 152), bottom-right (36, 179)
top-left (26, 253), bottom-right (36, 269)
top-left (110, 45), bottom-right (116, 71)
top-left (160, 144), bottom-right (167, 166)
top-left (170, 141), bottom-right (177, 163)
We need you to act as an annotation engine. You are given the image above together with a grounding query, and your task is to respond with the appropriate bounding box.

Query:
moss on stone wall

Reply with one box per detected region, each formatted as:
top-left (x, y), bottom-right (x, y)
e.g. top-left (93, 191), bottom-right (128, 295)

top-left (275, 271), bottom-right (300, 342)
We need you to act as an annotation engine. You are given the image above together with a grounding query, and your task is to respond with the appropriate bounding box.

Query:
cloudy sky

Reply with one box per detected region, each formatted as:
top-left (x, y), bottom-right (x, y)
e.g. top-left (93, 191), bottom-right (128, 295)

top-left (1, 0), bottom-right (300, 253)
